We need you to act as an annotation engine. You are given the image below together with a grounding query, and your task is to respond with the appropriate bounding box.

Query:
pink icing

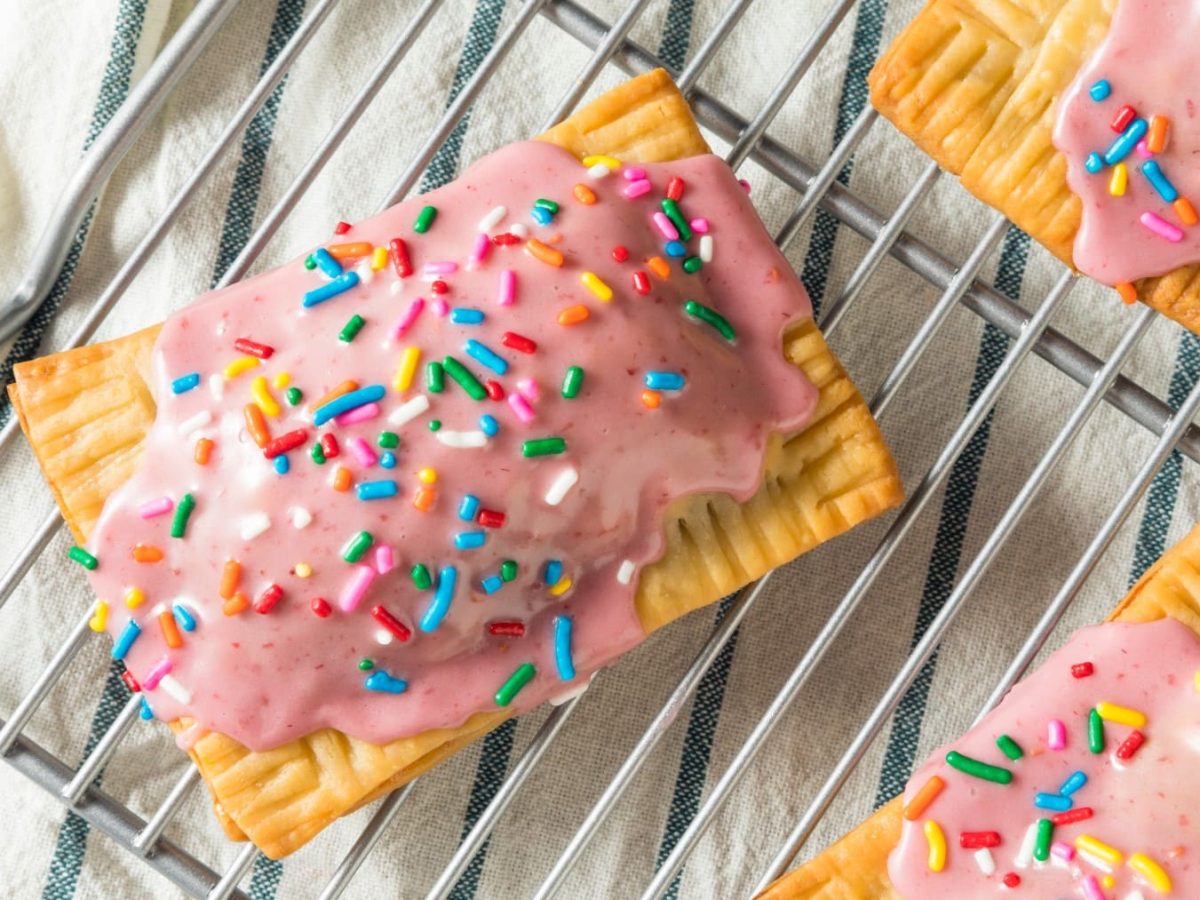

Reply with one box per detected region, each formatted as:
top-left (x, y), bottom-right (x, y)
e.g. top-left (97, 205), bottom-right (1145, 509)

top-left (82, 141), bottom-right (819, 751)
top-left (889, 618), bottom-right (1200, 896)
top-left (1054, 0), bottom-right (1200, 285)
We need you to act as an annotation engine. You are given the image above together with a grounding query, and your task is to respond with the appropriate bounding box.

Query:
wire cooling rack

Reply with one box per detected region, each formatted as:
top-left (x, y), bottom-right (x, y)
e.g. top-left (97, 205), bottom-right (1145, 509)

top-left (3, 0), bottom-right (1200, 897)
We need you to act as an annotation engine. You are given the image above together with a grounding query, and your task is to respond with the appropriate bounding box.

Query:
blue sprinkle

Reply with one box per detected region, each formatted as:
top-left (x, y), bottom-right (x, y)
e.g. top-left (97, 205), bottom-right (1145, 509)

top-left (171, 373), bottom-right (201, 394)
top-left (464, 338), bottom-right (509, 375)
top-left (1141, 159), bottom-right (1179, 202)
top-left (1103, 117), bottom-right (1148, 165)
top-left (479, 414), bottom-right (499, 437)
top-left (379, 451), bottom-right (397, 469)
top-left (139, 697), bottom-right (154, 720)
top-left (664, 240), bottom-right (687, 258)
top-left (531, 206), bottom-right (554, 225)
top-left (554, 615), bottom-right (575, 681)
top-left (544, 559), bottom-right (563, 587)
top-left (1059, 770), bottom-right (1088, 796)
top-left (481, 574), bottom-right (504, 595)
top-left (364, 671), bottom-right (408, 694)
top-left (1084, 152), bottom-right (1104, 174)
top-left (458, 494), bottom-right (480, 521)
top-left (302, 270), bottom-right (360, 307)
top-left (313, 247), bottom-right (343, 278)
top-left (1089, 79), bottom-right (1112, 102)
top-left (455, 530), bottom-right (486, 550)
top-left (645, 371), bottom-right (686, 391)
top-left (313, 385), bottom-right (385, 426)
top-left (112, 619), bottom-right (141, 661)
top-left (357, 479), bottom-right (399, 501)
top-left (450, 307), bottom-right (486, 325)
top-left (420, 566), bottom-right (457, 632)
top-left (172, 604), bottom-right (196, 632)
top-left (274, 455), bottom-right (290, 475)
top-left (1033, 792), bottom-right (1072, 812)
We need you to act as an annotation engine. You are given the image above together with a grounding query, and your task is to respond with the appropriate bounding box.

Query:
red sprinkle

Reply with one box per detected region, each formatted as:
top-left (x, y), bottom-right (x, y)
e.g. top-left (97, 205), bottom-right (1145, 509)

top-left (501, 331), bottom-right (537, 354)
top-left (431, 280), bottom-right (449, 295)
top-left (492, 233), bottom-right (521, 246)
top-left (234, 338), bottom-right (275, 359)
top-left (1051, 807), bottom-right (1094, 826)
top-left (255, 584), bottom-right (284, 615)
top-left (611, 245), bottom-right (630, 263)
top-left (477, 509), bottom-right (506, 528)
top-left (1002, 872), bottom-right (1021, 889)
top-left (120, 671), bottom-right (141, 693)
top-left (666, 176), bottom-right (685, 201)
top-left (1111, 104), bottom-right (1137, 133)
top-left (311, 597), bottom-right (332, 618)
top-left (632, 270), bottom-right (650, 295)
top-left (263, 428), bottom-right (307, 459)
top-left (959, 831), bottom-right (1001, 849)
top-left (485, 380), bottom-right (505, 401)
top-left (371, 605), bottom-right (412, 642)
top-left (334, 220), bottom-right (351, 235)
top-left (320, 433), bottom-right (340, 459)
top-left (1116, 730), bottom-right (1146, 760)
top-left (488, 621), bottom-right (526, 637)
top-left (1071, 662), bottom-right (1094, 678)
top-left (389, 238), bottom-right (412, 277)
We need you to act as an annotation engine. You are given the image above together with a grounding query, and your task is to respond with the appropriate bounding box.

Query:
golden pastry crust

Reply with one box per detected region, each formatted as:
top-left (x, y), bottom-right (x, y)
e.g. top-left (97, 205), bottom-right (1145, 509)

top-left (869, 0), bottom-right (1200, 334)
top-left (8, 68), bottom-right (903, 857)
top-left (759, 522), bottom-right (1200, 899)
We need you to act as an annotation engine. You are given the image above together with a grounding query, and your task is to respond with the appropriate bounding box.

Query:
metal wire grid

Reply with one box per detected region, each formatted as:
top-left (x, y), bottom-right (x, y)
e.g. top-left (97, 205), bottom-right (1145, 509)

top-left (1, 0), bottom-right (1198, 897)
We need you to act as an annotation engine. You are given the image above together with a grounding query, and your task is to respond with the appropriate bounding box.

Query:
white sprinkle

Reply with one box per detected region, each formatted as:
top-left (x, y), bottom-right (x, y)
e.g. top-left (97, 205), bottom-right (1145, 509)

top-left (478, 205), bottom-right (507, 232)
top-left (435, 430), bottom-right (488, 448)
top-left (1126, 892), bottom-right (1146, 900)
top-left (699, 234), bottom-right (713, 263)
top-left (617, 560), bottom-right (636, 585)
top-left (587, 163), bottom-right (611, 179)
top-left (177, 410), bottom-right (212, 436)
top-left (508, 223), bottom-right (528, 239)
top-left (974, 848), bottom-right (995, 876)
top-left (544, 466), bottom-right (579, 506)
top-left (158, 675), bottom-right (192, 704)
top-left (388, 393), bottom-right (430, 427)
top-left (1015, 822), bottom-right (1038, 868)
top-left (239, 513), bottom-right (271, 541)
top-left (290, 506), bottom-right (312, 529)
top-left (374, 628), bottom-right (394, 646)
top-left (208, 373), bottom-right (225, 401)
top-left (389, 279), bottom-right (404, 296)
top-left (356, 261), bottom-right (374, 285)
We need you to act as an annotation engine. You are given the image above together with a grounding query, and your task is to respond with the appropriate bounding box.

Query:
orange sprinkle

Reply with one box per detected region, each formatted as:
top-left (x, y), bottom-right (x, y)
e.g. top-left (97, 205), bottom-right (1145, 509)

top-left (413, 486), bottom-right (437, 511)
top-left (572, 183), bottom-right (596, 205)
top-left (159, 610), bottom-right (183, 649)
top-left (1175, 197), bottom-right (1198, 226)
top-left (327, 241), bottom-right (373, 260)
top-left (1115, 282), bottom-right (1139, 304)
top-left (223, 591), bottom-right (249, 616)
top-left (244, 403), bottom-right (270, 448)
top-left (132, 544), bottom-right (163, 564)
top-left (332, 465), bottom-right (352, 492)
top-left (219, 560), bottom-right (241, 601)
top-left (647, 256), bottom-right (670, 279)
top-left (557, 304), bottom-right (590, 326)
top-left (641, 389), bottom-right (662, 409)
top-left (194, 437), bottom-right (214, 466)
top-left (525, 239), bottom-right (564, 267)
top-left (1148, 115), bottom-right (1171, 154)
top-left (902, 775), bottom-right (944, 821)
top-left (314, 379), bottom-right (359, 411)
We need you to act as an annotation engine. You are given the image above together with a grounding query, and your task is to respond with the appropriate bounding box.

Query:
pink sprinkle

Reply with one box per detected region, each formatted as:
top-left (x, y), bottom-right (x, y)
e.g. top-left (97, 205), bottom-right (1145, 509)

top-left (138, 497), bottom-right (174, 519)
top-left (334, 402), bottom-right (380, 427)
top-left (1080, 874), bottom-right (1105, 900)
top-left (508, 393), bottom-right (535, 424)
top-left (498, 269), bottom-right (516, 306)
top-left (142, 657), bottom-right (173, 691)
top-left (339, 565), bottom-right (376, 612)
top-left (517, 377), bottom-right (540, 402)
top-left (469, 233), bottom-right (491, 266)
top-left (423, 261), bottom-right (458, 275)
top-left (388, 297), bottom-right (425, 340)
top-left (1141, 211), bottom-right (1185, 242)
top-left (622, 166), bottom-right (647, 181)
top-left (739, 178), bottom-right (751, 194)
top-left (347, 436), bottom-right (378, 467)
top-left (1048, 719), bottom-right (1067, 750)
top-left (652, 211), bottom-right (680, 240)
top-left (374, 545), bottom-right (394, 575)
top-left (622, 179), bottom-right (652, 199)
top-left (689, 217), bottom-right (710, 234)
top-left (432, 297), bottom-right (450, 317)
top-left (1136, 138), bottom-right (1153, 159)
top-left (1050, 841), bottom-right (1075, 862)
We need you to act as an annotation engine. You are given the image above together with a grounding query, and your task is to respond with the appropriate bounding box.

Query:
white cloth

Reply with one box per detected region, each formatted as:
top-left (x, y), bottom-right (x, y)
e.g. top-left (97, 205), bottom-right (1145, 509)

top-left (1, 0), bottom-right (1197, 897)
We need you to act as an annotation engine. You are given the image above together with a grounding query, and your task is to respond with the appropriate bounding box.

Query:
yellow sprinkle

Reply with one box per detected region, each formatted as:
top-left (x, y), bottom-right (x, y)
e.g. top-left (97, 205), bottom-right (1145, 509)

top-left (418, 467), bottom-right (438, 485)
top-left (124, 587), bottom-right (145, 609)
top-left (371, 246), bottom-right (388, 271)
top-left (1129, 852), bottom-right (1173, 893)
top-left (273, 371), bottom-right (291, 389)
top-left (394, 346), bottom-right (421, 392)
top-left (1096, 701), bottom-right (1147, 729)
top-left (251, 375), bottom-right (281, 417)
top-left (924, 820), bottom-right (947, 873)
top-left (1109, 162), bottom-right (1127, 197)
top-left (549, 576), bottom-right (573, 597)
top-left (89, 600), bottom-right (108, 633)
top-left (1076, 834), bottom-right (1124, 869)
top-left (1194, 669), bottom-right (1200, 692)
top-left (581, 154), bottom-right (621, 170)
top-left (580, 271), bottom-right (613, 302)
top-left (294, 562), bottom-right (313, 579)
top-left (223, 356), bottom-right (259, 379)
top-left (1102, 874), bottom-right (1116, 890)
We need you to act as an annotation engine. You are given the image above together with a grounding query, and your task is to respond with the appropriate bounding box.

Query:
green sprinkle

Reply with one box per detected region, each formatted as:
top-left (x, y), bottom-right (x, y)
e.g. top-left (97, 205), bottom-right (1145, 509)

top-left (661, 198), bottom-right (692, 241)
top-left (342, 530), bottom-right (373, 563)
top-left (1088, 707), bottom-right (1105, 754)
top-left (533, 198), bottom-right (560, 214)
top-left (1033, 819), bottom-right (1053, 862)
top-left (684, 299), bottom-right (736, 341)
top-left (522, 437), bottom-right (567, 458)
top-left (170, 493), bottom-right (195, 539)
top-left (339, 314), bottom-right (366, 343)
top-left (682, 256), bottom-right (702, 274)
top-left (414, 205), bottom-right (437, 233)
top-left (426, 361), bottom-right (445, 393)
top-left (995, 734), bottom-right (1024, 760)
top-left (377, 431), bottom-right (399, 449)
top-left (357, 659), bottom-right (375, 671)
top-left (411, 563), bottom-right (432, 590)
top-left (500, 559), bottom-right (518, 582)
top-left (285, 386), bottom-right (303, 406)
top-left (428, 419), bottom-right (442, 432)
top-left (442, 356), bottom-right (488, 400)
top-left (304, 255), bottom-right (316, 270)
top-left (495, 662), bottom-right (536, 707)
top-left (310, 443), bottom-right (326, 465)
top-left (68, 546), bottom-right (99, 571)
top-left (944, 750), bottom-right (1012, 785)
top-left (561, 366), bottom-right (584, 399)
